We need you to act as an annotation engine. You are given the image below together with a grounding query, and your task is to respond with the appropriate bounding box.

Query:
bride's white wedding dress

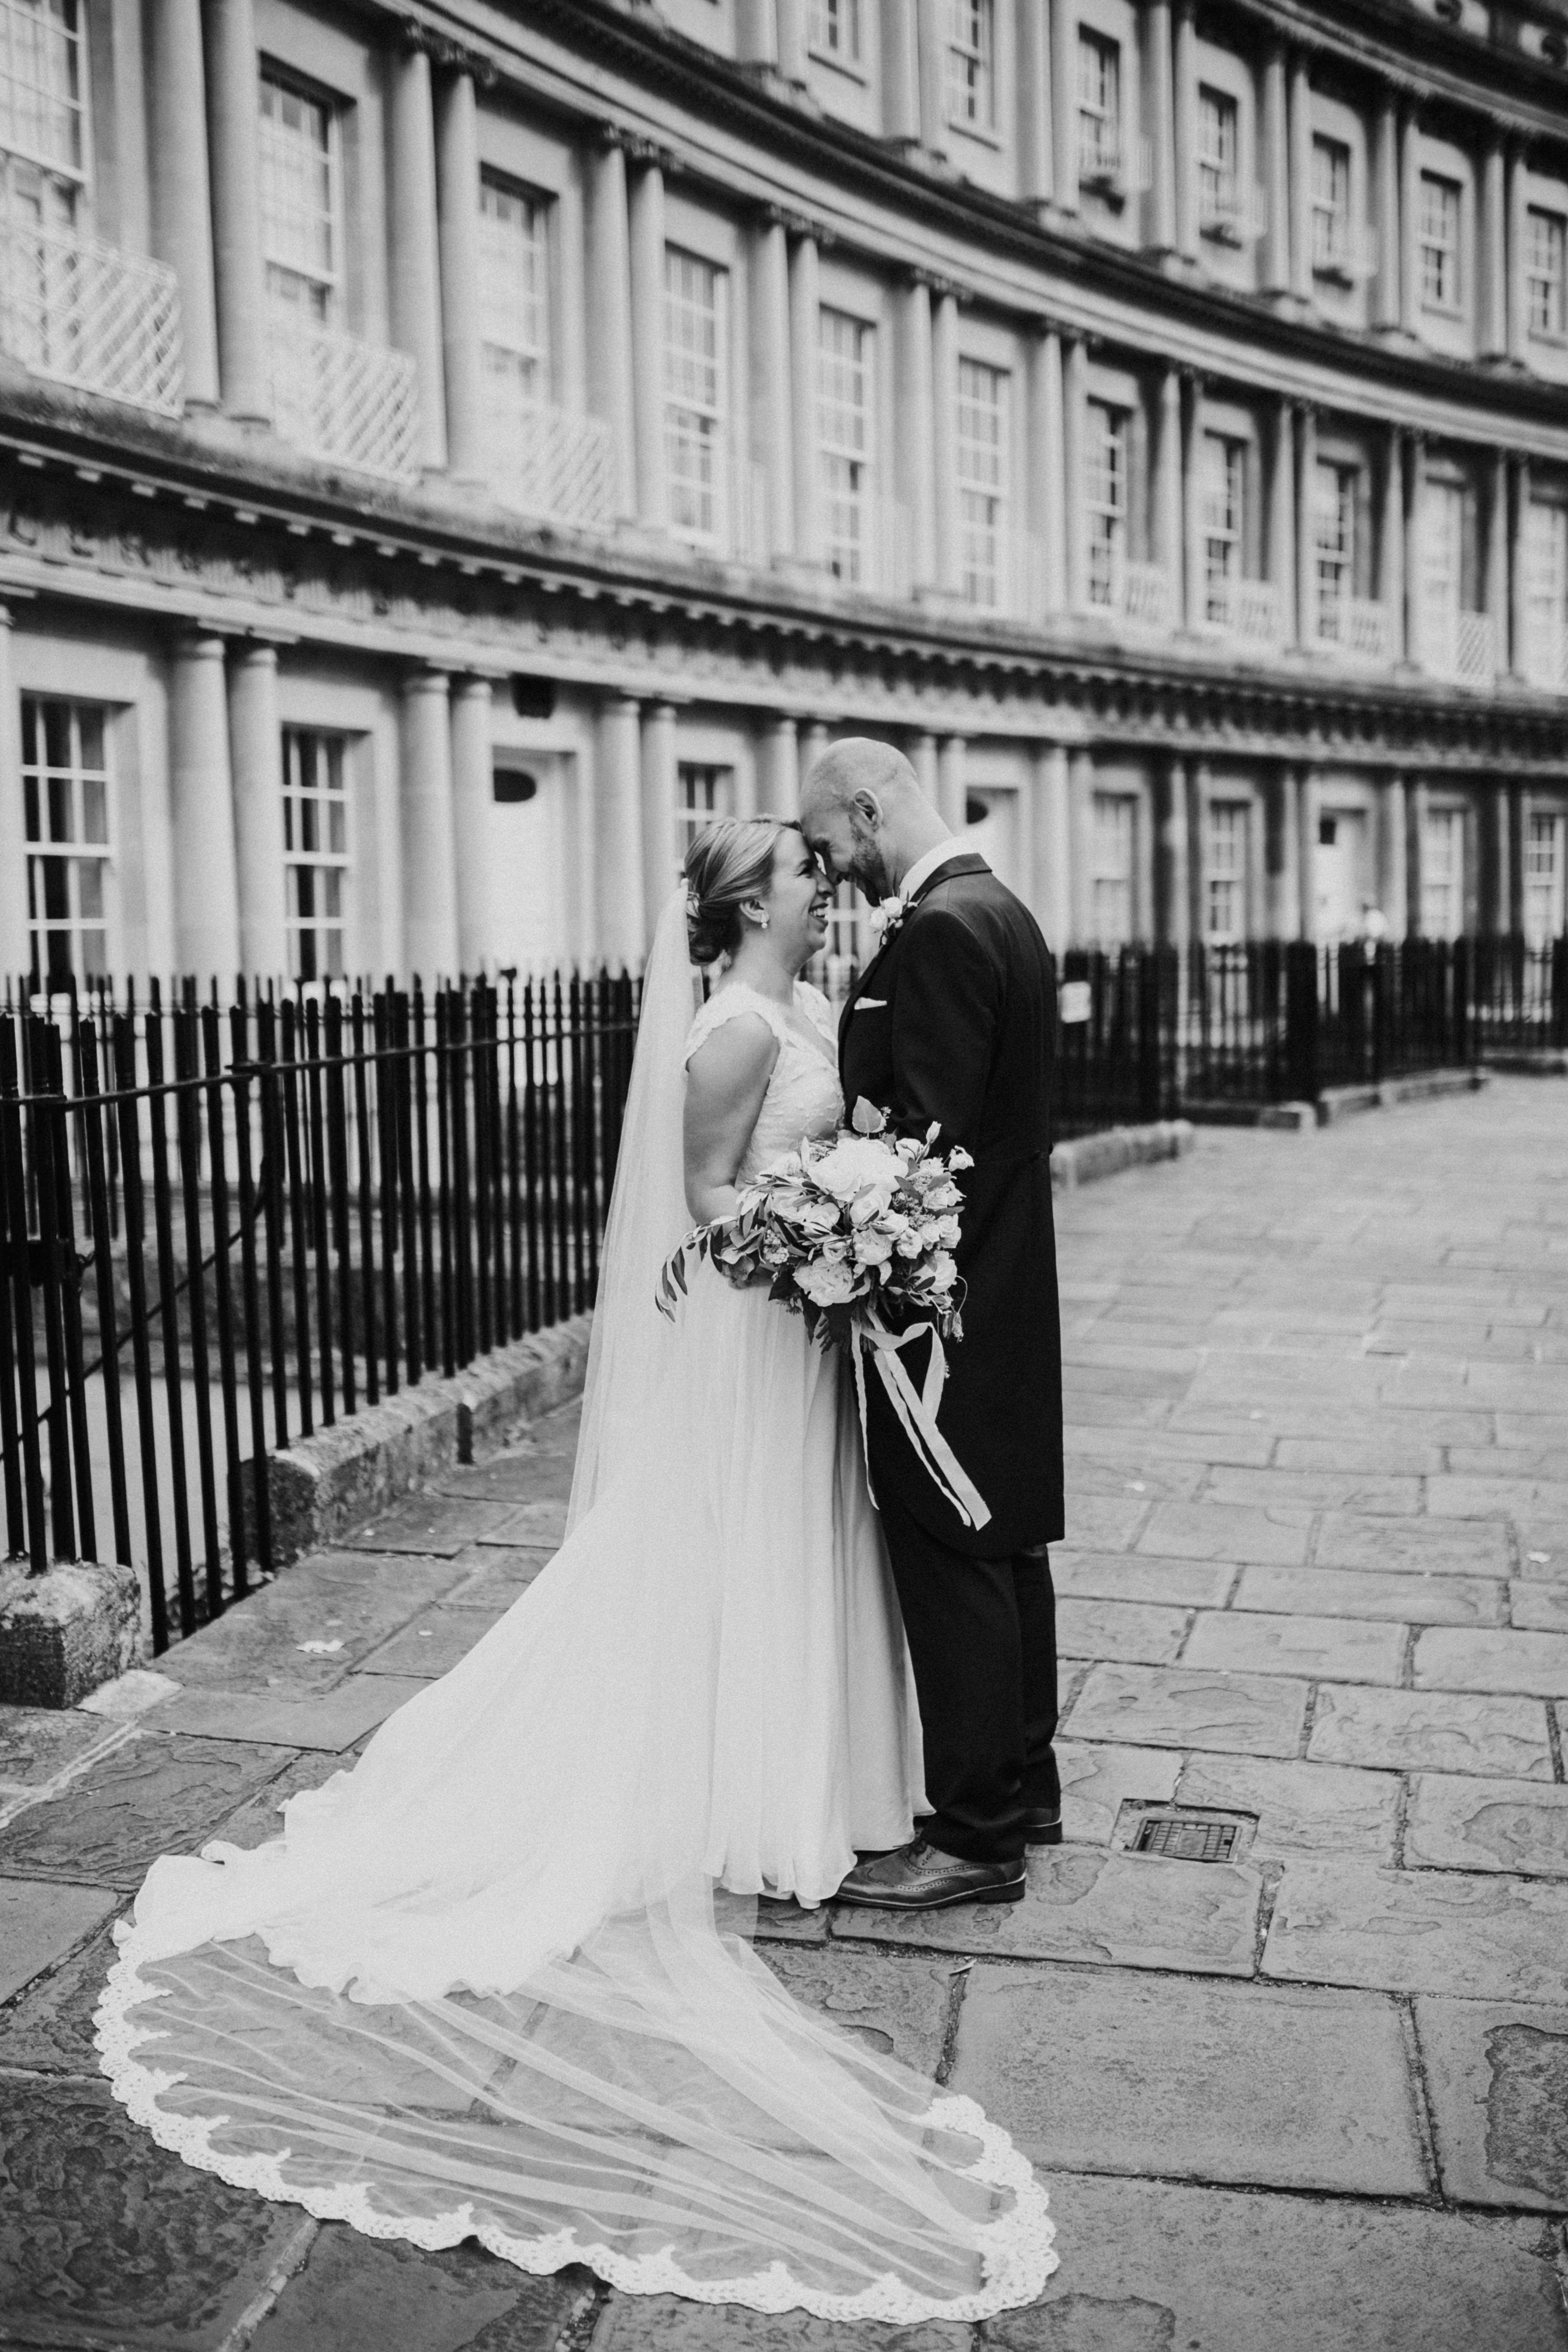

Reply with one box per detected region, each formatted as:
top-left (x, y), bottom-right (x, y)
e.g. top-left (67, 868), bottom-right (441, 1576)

top-left (96, 896), bottom-right (1058, 2323)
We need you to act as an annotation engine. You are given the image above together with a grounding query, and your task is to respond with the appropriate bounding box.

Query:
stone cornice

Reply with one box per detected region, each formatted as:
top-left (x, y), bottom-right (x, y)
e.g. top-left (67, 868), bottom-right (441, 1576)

top-left (391, 0), bottom-right (1568, 441)
top-left (1, 412), bottom-right (1562, 776)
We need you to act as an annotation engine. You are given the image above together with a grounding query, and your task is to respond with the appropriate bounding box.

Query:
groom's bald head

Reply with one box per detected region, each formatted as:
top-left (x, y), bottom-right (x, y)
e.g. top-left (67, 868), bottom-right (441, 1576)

top-left (800, 737), bottom-right (949, 904)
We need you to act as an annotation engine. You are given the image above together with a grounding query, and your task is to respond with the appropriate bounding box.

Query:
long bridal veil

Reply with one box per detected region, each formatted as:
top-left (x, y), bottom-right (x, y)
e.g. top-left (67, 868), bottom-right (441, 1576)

top-left (95, 892), bottom-right (1058, 2323)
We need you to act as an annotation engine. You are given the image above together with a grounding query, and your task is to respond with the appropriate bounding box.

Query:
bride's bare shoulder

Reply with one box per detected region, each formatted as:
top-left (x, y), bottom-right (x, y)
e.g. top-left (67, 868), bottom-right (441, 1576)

top-left (683, 985), bottom-right (787, 1078)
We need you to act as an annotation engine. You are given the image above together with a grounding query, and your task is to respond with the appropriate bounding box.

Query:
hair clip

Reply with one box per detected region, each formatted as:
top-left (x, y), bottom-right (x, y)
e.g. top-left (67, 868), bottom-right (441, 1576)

top-left (685, 886), bottom-right (702, 922)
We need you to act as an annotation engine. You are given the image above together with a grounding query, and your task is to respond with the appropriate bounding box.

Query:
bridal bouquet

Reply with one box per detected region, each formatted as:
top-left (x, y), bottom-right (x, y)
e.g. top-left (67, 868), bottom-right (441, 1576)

top-left (659, 1101), bottom-right (992, 1530)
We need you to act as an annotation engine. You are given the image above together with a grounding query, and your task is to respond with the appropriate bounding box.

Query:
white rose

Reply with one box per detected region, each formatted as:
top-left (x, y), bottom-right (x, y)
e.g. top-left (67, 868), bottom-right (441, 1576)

top-left (795, 1196), bottom-right (843, 1238)
top-left (795, 1257), bottom-right (862, 1307)
top-left (853, 1228), bottom-right (895, 1267)
top-left (811, 1136), bottom-right (902, 1210)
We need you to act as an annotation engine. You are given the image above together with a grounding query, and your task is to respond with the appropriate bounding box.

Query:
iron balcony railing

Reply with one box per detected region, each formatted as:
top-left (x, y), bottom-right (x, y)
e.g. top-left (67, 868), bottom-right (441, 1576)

top-left (1423, 608), bottom-right (1498, 689)
top-left (1203, 575), bottom-right (1283, 647)
top-left (0, 222), bottom-right (183, 415)
top-left (268, 302), bottom-right (421, 482)
top-left (487, 402), bottom-right (615, 532)
top-left (1316, 591), bottom-right (1394, 664)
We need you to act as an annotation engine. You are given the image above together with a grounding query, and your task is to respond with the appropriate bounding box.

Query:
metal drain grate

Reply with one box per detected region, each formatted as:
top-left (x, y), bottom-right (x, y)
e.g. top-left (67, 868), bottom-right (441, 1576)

top-left (1134, 1816), bottom-right (1239, 1863)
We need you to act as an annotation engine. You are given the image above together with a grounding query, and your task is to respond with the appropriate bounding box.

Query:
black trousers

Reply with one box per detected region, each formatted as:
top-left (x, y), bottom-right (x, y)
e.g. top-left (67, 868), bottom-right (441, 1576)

top-left (876, 1482), bottom-right (1059, 1868)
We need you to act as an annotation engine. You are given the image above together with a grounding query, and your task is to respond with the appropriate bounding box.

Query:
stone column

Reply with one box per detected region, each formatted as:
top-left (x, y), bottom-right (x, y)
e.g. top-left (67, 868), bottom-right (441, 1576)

top-left (1157, 758), bottom-right (1190, 947)
top-left (204, 0), bottom-right (268, 421)
top-left (1509, 455), bottom-right (1531, 681)
top-left (227, 644), bottom-right (287, 978)
top-left (1480, 132), bottom-right (1508, 360)
top-left (1405, 434), bottom-right (1427, 671)
top-left (1408, 777), bottom-right (1429, 934)
top-left (735, 0), bottom-right (779, 69)
top-left (789, 232), bottom-right (821, 565)
top-left (917, 0), bottom-right (947, 160)
top-left (1152, 367), bottom-right (1183, 588)
top-left (1062, 335), bottom-right (1087, 613)
top-left (1297, 766), bottom-right (1320, 940)
top-left (390, 42), bottom-right (448, 472)
top-left (629, 160), bottom-right (669, 531)
top-left (1261, 45), bottom-right (1291, 296)
top-left (148, 0), bottom-right (219, 408)
top-left (1287, 48), bottom-right (1313, 304)
top-left (1245, 785), bottom-right (1267, 939)
top-left (435, 70), bottom-right (484, 483)
top-left (753, 215), bottom-right (794, 560)
top-left (911, 734), bottom-right (940, 807)
top-left (1029, 328), bottom-right (1066, 616)
top-left (777, 0), bottom-right (809, 85)
top-left (1185, 763), bottom-right (1206, 946)
top-left (1032, 743), bottom-right (1071, 952)
top-left (1294, 404), bottom-right (1317, 653)
top-left (1381, 774), bottom-right (1408, 940)
top-left (1490, 784), bottom-right (1513, 934)
top-left (932, 288), bottom-right (960, 595)
top-left (1269, 393), bottom-right (1297, 645)
top-left (1018, 0), bottom-right (1053, 206)
top-left (400, 670), bottom-right (459, 979)
top-left (640, 702), bottom-right (679, 937)
top-left (1506, 140), bottom-right (1529, 364)
top-left (1399, 101), bottom-right (1421, 336)
top-left (596, 697), bottom-right (645, 965)
top-left (899, 276), bottom-right (936, 590)
top-left (1371, 89), bottom-right (1401, 330)
top-left (882, 0), bottom-right (922, 144)
top-left (1269, 764), bottom-right (1300, 939)
top-left (1486, 449), bottom-right (1509, 681)
top-left (1069, 751), bottom-right (1097, 945)
top-left (1173, 0), bottom-right (1199, 264)
top-left (1147, 0), bottom-right (1176, 254)
top-left (588, 141), bottom-right (637, 523)
top-left (450, 676), bottom-right (494, 975)
top-left (937, 736), bottom-right (967, 833)
top-left (0, 608), bottom-right (29, 978)
top-left (1050, 0), bottom-right (1078, 214)
top-left (1181, 373), bottom-right (1204, 632)
top-left (170, 636), bottom-right (241, 979)
top-left (1381, 424), bottom-right (1406, 662)
top-left (758, 715), bottom-right (800, 818)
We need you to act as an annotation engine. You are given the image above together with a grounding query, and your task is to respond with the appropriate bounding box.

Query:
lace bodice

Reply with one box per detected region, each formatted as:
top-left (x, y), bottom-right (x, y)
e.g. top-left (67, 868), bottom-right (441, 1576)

top-left (683, 981), bottom-right (843, 1182)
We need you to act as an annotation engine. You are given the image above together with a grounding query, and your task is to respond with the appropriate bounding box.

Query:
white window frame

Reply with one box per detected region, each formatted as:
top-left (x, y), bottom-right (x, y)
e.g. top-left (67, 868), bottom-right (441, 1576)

top-left (1197, 86), bottom-right (1239, 232)
top-left (259, 68), bottom-right (342, 326)
top-left (1085, 400), bottom-right (1127, 610)
top-left (281, 727), bottom-right (350, 981)
top-left (664, 246), bottom-right (730, 551)
top-left (1421, 806), bottom-right (1463, 941)
top-left (1076, 29), bottom-right (1121, 183)
top-left (956, 356), bottom-right (1008, 609)
top-left (1311, 134), bottom-right (1352, 274)
top-left (1091, 792), bottom-right (1134, 947)
top-left (818, 305), bottom-right (873, 586)
top-left (808, 0), bottom-right (861, 65)
top-left (0, 0), bottom-right (85, 239)
top-left (22, 691), bottom-right (111, 987)
top-left (1525, 810), bottom-right (1566, 945)
top-left (1418, 171), bottom-right (1461, 313)
top-left (1526, 205), bottom-right (1566, 341)
top-left (676, 762), bottom-right (732, 863)
top-left (1422, 478), bottom-right (1465, 663)
top-left (1313, 459), bottom-right (1357, 640)
top-left (1205, 801), bottom-right (1247, 942)
top-left (1524, 498), bottom-right (1568, 686)
top-left (946, 0), bottom-right (994, 131)
top-left (1202, 433), bottom-right (1244, 617)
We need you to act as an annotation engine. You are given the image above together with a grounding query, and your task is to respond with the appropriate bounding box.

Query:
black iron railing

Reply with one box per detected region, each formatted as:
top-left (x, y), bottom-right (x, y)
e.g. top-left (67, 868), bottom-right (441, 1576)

top-left (2, 932), bottom-right (1562, 1653)
top-left (1, 974), bottom-right (638, 1652)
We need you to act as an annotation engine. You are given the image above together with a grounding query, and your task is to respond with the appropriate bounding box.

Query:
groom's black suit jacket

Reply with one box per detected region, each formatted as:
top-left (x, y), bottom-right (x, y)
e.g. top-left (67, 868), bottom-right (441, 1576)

top-left (839, 853), bottom-right (1064, 1559)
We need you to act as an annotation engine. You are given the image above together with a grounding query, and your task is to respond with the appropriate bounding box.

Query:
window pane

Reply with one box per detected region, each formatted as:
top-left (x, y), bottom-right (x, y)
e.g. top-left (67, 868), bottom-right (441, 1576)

top-left (282, 725), bottom-right (351, 980)
top-left (260, 71), bottom-right (340, 319)
top-left (665, 248), bottom-right (727, 543)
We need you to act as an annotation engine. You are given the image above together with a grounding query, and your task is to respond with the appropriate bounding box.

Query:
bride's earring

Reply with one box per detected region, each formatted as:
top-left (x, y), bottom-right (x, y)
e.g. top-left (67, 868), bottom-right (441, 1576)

top-left (744, 903), bottom-right (770, 931)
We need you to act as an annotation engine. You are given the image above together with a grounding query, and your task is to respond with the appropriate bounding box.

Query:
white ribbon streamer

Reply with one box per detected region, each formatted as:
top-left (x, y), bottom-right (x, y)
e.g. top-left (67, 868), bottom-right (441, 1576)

top-left (851, 1310), bottom-right (993, 1533)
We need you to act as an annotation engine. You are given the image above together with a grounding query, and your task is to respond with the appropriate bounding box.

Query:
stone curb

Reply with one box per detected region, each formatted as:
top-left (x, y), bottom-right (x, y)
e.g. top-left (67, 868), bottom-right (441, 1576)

top-left (1482, 1049), bottom-right (1567, 1077)
top-left (1316, 1068), bottom-right (1488, 1126)
top-left (249, 1316), bottom-right (592, 1568)
top-left (1052, 1120), bottom-right (1195, 1190)
top-left (0, 1558), bottom-right (141, 1708)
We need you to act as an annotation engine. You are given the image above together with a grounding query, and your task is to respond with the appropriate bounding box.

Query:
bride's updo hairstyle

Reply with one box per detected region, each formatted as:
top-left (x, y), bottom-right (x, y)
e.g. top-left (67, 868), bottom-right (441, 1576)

top-left (683, 814), bottom-right (798, 965)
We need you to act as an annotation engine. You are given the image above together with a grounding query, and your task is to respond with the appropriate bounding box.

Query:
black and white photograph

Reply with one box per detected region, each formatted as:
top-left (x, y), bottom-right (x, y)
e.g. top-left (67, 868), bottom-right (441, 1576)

top-left (0, 0), bottom-right (1565, 2345)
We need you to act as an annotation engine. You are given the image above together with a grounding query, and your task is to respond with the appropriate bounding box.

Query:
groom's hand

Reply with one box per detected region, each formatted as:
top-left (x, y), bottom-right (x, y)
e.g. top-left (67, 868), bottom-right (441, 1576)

top-left (888, 911), bottom-right (1000, 1153)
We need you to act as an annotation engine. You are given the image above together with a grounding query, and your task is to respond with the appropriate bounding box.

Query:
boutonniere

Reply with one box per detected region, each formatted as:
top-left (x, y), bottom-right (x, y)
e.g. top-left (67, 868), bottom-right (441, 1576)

top-left (869, 895), bottom-right (908, 946)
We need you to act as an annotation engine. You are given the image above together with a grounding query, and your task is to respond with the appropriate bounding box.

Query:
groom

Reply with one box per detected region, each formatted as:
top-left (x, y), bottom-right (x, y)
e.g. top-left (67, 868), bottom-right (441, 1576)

top-left (800, 740), bottom-right (1064, 1911)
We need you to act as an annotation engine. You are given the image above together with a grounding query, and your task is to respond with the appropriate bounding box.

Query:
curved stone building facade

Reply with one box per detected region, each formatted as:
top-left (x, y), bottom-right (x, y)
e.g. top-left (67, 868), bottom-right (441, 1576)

top-left (1, 0), bottom-right (1566, 987)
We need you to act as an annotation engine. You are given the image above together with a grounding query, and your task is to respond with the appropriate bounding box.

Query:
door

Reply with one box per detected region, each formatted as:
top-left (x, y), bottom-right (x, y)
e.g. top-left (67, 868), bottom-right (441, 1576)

top-left (1314, 808), bottom-right (1368, 941)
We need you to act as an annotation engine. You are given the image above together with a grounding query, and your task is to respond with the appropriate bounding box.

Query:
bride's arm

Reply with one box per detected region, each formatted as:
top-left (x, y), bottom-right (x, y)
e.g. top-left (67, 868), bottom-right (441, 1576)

top-left (683, 1016), bottom-right (780, 1224)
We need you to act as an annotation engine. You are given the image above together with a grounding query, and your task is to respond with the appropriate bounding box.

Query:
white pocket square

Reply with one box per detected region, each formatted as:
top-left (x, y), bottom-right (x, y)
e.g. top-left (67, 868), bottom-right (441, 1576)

top-left (852, 997), bottom-right (888, 1011)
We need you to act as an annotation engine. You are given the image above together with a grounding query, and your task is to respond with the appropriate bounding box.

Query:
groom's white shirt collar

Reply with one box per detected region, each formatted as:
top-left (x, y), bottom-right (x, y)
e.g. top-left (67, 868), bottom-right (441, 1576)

top-left (897, 836), bottom-right (984, 907)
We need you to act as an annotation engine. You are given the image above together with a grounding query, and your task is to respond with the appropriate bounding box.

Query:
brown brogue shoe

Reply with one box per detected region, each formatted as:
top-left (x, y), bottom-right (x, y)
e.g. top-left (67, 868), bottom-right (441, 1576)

top-left (833, 1836), bottom-right (1026, 1911)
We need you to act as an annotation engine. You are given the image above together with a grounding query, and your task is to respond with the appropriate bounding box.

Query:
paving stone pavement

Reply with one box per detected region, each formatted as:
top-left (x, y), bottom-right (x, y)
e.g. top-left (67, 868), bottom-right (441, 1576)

top-left (2, 1079), bottom-right (1567, 2348)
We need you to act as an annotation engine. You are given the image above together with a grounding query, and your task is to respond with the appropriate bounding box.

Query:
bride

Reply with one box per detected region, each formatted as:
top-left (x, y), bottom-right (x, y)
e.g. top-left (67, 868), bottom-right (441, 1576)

top-left (97, 815), bottom-right (1058, 2323)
